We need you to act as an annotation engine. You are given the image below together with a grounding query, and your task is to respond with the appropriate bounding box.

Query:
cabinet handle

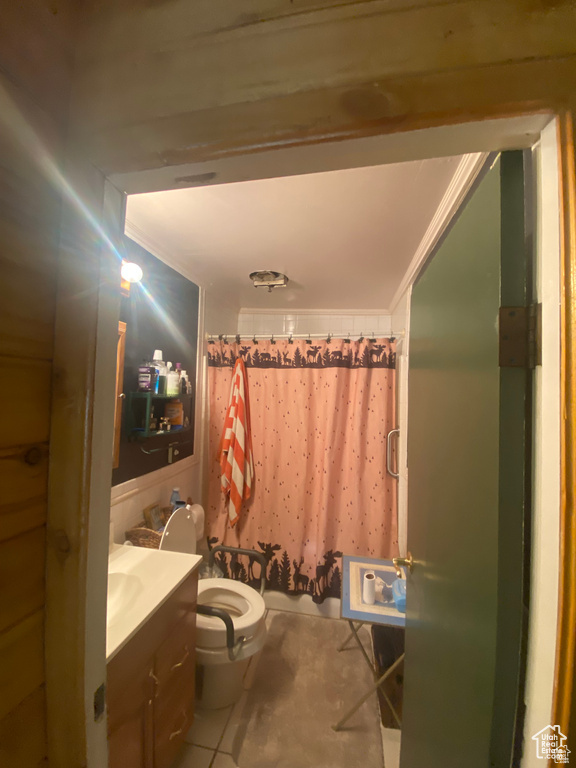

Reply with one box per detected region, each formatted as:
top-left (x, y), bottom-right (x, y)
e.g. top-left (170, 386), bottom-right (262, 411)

top-left (149, 669), bottom-right (160, 697)
top-left (169, 712), bottom-right (188, 741)
top-left (170, 645), bottom-right (189, 672)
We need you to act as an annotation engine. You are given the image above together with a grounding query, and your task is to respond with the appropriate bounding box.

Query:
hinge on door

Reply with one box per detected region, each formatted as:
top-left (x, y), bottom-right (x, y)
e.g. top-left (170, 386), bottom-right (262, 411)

top-left (499, 304), bottom-right (542, 368)
top-left (93, 683), bottom-right (106, 721)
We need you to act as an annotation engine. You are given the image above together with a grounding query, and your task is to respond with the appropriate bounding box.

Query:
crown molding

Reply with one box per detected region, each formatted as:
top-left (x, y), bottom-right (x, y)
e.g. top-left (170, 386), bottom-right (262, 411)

top-left (124, 218), bottom-right (206, 288)
top-left (389, 152), bottom-right (489, 313)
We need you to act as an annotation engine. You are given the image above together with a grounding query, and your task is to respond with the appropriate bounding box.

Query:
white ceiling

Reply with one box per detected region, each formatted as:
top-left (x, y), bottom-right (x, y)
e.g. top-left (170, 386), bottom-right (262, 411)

top-left (125, 155), bottom-right (463, 312)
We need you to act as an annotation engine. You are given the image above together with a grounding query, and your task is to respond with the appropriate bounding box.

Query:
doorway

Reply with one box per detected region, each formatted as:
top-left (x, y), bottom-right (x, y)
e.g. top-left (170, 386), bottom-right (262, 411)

top-left (74, 114), bottom-right (562, 768)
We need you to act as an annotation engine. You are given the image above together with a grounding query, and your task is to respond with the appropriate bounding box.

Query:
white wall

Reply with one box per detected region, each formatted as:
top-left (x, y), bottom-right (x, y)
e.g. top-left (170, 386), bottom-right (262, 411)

top-left (235, 310), bottom-right (393, 337)
top-left (391, 289), bottom-right (411, 557)
top-left (110, 457), bottom-right (203, 542)
top-left (205, 289), bottom-right (241, 335)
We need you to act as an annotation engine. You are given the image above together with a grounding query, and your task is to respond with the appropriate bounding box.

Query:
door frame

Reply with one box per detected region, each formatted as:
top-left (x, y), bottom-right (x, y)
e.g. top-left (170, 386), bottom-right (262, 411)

top-left (47, 111), bottom-right (575, 767)
top-left (555, 113), bottom-right (576, 742)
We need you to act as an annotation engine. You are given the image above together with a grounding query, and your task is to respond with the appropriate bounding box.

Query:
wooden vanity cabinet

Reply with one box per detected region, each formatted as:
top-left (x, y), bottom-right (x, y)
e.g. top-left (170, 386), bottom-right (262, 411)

top-left (107, 570), bottom-right (198, 768)
top-left (153, 613), bottom-right (196, 768)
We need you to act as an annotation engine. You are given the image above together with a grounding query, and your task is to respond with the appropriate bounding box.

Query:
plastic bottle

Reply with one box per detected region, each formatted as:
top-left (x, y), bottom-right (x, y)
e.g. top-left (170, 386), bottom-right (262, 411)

top-left (169, 487), bottom-right (186, 514)
top-left (152, 349), bottom-right (167, 395)
top-left (138, 360), bottom-right (154, 391)
top-left (166, 362), bottom-right (180, 396)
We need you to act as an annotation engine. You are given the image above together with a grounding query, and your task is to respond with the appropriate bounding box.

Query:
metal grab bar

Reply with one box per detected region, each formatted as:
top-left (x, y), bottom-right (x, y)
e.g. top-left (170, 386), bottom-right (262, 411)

top-left (196, 605), bottom-right (247, 661)
top-left (386, 428), bottom-right (400, 479)
top-left (208, 545), bottom-right (267, 596)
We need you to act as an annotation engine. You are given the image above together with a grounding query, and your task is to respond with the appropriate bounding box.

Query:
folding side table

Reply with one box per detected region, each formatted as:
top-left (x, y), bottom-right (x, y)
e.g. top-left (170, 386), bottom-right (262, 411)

top-left (333, 554), bottom-right (405, 731)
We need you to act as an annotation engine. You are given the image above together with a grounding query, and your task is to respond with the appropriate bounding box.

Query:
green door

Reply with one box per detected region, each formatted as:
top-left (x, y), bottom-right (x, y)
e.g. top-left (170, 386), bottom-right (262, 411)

top-left (400, 153), bottom-right (530, 768)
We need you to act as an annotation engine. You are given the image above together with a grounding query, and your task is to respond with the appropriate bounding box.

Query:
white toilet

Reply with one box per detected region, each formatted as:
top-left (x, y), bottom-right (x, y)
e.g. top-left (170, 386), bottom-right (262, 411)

top-left (159, 506), bottom-right (267, 709)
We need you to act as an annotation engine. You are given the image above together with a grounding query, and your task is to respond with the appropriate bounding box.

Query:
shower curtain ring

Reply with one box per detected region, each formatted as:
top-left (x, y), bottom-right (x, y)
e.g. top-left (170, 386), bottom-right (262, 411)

top-left (236, 334), bottom-right (241, 344)
top-left (223, 334), bottom-right (228, 344)
top-left (271, 334), bottom-right (276, 344)
top-left (253, 334), bottom-right (258, 344)
top-left (326, 332), bottom-right (332, 343)
top-left (306, 333), bottom-right (312, 344)
top-left (369, 331), bottom-right (377, 343)
top-left (288, 333), bottom-right (293, 344)
top-left (358, 332), bottom-right (364, 343)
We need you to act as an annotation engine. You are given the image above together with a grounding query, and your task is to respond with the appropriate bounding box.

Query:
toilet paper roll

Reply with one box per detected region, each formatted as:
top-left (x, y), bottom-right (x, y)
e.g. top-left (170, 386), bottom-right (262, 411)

top-left (189, 503), bottom-right (205, 540)
top-left (363, 571), bottom-right (376, 605)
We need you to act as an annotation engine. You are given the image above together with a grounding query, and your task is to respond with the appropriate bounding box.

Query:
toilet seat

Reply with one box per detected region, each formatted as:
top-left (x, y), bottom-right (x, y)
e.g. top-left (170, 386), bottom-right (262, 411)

top-left (158, 506), bottom-right (267, 693)
top-left (197, 578), bottom-right (266, 648)
top-left (196, 620), bottom-right (267, 666)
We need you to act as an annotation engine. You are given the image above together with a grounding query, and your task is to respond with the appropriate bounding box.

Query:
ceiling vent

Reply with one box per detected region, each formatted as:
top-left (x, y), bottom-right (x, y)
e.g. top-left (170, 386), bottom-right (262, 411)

top-left (249, 270), bottom-right (289, 292)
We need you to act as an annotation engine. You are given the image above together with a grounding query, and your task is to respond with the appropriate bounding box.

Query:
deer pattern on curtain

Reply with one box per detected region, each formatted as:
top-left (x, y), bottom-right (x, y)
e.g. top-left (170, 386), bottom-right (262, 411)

top-left (206, 337), bottom-right (398, 603)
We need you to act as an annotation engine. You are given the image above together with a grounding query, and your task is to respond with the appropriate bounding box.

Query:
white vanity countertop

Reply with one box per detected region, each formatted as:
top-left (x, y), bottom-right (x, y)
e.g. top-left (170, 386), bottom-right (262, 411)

top-left (107, 545), bottom-right (202, 661)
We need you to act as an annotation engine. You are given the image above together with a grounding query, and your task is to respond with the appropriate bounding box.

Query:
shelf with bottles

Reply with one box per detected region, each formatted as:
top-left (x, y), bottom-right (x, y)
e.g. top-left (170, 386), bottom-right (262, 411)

top-left (126, 391), bottom-right (194, 439)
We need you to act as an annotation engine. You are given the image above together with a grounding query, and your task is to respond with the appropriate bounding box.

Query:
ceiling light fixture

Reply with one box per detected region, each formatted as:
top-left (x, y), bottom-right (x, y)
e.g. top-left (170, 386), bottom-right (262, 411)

top-left (249, 270), bottom-right (289, 292)
top-left (121, 260), bottom-right (143, 283)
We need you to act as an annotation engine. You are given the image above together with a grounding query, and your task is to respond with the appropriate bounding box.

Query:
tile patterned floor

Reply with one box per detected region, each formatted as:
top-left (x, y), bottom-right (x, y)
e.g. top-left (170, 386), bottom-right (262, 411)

top-left (172, 610), bottom-right (386, 768)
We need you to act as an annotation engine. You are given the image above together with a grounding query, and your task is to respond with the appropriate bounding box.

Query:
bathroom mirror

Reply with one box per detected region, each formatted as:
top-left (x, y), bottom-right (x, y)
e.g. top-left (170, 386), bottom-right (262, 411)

top-left (112, 236), bottom-right (200, 486)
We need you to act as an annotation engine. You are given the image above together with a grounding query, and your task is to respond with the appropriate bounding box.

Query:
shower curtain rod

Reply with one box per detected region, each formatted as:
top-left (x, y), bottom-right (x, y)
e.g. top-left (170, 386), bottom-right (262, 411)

top-left (206, 330), bottom-right (405, 342)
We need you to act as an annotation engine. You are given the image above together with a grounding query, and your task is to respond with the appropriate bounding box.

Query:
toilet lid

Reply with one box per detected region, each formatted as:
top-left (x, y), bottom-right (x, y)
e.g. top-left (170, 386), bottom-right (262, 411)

top-left (159, 506), bottom-right (197, 554)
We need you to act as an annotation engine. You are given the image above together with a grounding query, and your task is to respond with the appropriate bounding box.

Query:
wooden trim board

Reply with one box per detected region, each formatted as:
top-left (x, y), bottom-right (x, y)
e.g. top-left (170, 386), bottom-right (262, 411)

top-left (49, 121), bottom-right (576, 767)
top-left (553, 111), bottom-right (576, 756)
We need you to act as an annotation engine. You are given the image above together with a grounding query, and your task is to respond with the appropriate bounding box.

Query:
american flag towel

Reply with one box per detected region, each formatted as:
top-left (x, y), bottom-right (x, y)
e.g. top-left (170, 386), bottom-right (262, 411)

top-left (219, 357), bottom-right (255, 527)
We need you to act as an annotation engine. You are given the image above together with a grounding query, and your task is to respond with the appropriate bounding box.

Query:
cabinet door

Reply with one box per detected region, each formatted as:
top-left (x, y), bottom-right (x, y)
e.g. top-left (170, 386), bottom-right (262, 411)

top-left (153, 611), bottom-right (196, 768)
top-left (108, 659), bottom-right (155, 768)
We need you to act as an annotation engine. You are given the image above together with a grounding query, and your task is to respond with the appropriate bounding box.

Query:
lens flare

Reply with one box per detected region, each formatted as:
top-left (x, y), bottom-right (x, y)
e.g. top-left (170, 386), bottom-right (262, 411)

top-left (121, 261), bottom-right (143, 283)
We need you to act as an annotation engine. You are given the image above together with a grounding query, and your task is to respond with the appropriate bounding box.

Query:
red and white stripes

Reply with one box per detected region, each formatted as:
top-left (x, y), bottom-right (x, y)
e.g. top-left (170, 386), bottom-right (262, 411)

top-left (219, 358), bottom-right (254, 526)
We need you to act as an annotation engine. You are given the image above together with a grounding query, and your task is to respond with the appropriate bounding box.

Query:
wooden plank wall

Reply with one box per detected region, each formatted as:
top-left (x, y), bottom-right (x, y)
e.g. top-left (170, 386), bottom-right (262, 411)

top-left (0, 3), bottom-right (80, 766)
top-left (71, 0), bottom-right (576, 175)
top-left (0, 1), bottom-right (573, 765)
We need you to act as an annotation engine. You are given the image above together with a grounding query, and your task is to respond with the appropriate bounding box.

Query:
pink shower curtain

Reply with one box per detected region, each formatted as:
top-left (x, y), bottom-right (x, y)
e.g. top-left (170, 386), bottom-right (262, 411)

top-left (206, 337), bottom-right (398, 603)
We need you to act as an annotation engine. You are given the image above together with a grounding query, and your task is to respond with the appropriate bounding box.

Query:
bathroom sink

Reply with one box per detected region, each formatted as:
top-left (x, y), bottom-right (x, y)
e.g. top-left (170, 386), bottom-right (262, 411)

top-left (107, 572), bottom-right (143, 627)
top-left (106, 544), bottom-right (202, 660)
